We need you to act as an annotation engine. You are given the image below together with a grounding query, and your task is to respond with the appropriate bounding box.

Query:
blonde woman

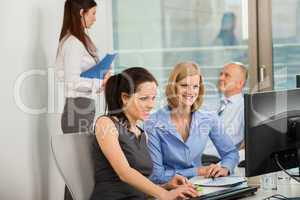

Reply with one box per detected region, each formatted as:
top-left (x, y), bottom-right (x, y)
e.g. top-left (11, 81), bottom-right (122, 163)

top-left (144, 62), bottom-right (239, 184)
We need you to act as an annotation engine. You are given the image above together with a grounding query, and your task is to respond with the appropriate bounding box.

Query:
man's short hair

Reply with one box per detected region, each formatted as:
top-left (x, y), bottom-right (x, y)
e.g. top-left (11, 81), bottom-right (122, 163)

top-left (225, 61), bottom-right (248, 83)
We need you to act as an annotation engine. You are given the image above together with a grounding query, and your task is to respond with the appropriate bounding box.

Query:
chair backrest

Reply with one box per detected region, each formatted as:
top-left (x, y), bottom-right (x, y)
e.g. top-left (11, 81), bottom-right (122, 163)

top-left (51, 133), bottom-right (95, 200)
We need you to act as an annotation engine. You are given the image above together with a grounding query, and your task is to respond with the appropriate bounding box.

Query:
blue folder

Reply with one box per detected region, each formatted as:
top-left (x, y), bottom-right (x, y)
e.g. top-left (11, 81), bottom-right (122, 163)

top-left (80, 53), bottom-right (117, 79)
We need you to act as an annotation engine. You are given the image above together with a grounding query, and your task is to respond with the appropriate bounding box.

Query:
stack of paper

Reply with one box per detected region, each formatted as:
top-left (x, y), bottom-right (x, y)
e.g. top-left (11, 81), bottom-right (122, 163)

top-left (190, 176), bottom-right (247, 187)
top-left (190, 176), bottom-right (248, 196)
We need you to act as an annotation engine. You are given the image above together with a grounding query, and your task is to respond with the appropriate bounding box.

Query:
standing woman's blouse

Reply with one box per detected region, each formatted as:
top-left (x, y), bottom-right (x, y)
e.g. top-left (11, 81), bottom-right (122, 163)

top-left (55, 35), bottom-right (101, 99)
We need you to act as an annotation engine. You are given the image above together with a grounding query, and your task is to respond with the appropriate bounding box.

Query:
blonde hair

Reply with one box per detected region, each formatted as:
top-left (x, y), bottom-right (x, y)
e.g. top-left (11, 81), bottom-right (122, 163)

top-left (165, 62), bottom-right (205, 112)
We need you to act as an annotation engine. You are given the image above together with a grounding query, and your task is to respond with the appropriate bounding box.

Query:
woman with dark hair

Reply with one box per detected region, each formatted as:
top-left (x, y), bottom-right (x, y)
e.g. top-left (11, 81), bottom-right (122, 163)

top-left (91, 67), bottom-right (198, 200)
top-left (55, 1), bottom-right (110, 199)
top-left (55, 0), bottom-right (111, 135)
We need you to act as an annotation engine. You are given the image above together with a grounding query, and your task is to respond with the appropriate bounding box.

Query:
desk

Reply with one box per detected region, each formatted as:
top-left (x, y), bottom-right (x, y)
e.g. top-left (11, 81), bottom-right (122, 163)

top-left (234, 167), bottom-right (300, 199)
top-left (237, 167), bottom-right (300, 199)
top-left (190, 168), bottom-right (300, 199)
top-left (245, 180), bottom-right (300, 199)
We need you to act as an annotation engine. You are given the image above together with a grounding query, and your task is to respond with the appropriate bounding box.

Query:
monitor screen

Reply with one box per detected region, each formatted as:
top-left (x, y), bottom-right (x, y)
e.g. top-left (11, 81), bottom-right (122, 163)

top-left (244, 89), bottom-right (300, 177)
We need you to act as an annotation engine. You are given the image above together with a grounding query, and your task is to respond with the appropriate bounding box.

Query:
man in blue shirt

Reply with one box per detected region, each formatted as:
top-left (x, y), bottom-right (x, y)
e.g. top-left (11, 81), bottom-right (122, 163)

top-left (204, 62), bottom-right (248, 158)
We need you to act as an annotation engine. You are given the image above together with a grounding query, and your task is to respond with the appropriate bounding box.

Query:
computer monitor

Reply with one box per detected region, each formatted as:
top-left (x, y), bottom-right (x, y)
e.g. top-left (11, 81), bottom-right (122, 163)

top-left (244, 89), bottom-right (300, 177)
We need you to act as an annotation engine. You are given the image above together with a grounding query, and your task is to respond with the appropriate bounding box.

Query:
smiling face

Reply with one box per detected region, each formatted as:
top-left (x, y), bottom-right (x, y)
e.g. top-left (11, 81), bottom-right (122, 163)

top-left (176, 75), bottom-right (200, 108)
top-left (166, 62), bottom-right (204, 111)
top-left (122, 81), bottom-right (157, 122)
top-left (218, 64), bottom-right (245, 97)
top-left (81, 6), bottom-right (97, 29)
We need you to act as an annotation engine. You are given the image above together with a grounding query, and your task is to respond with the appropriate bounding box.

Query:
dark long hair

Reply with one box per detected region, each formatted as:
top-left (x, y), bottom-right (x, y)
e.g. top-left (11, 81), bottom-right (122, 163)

top-left (59, 0), bottom-right (97, 59)
top-left (104, 67), bottom-right (158, 127)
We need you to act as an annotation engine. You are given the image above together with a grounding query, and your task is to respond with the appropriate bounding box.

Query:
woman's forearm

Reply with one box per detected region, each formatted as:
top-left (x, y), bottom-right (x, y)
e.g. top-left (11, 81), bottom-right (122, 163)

top-left (119, 167), bottom-right (167, 199)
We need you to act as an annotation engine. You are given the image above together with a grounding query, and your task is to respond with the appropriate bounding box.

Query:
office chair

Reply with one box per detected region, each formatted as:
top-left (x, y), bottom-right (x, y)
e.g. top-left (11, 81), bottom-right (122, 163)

top-left (51, 133), bottom-right (95, 200)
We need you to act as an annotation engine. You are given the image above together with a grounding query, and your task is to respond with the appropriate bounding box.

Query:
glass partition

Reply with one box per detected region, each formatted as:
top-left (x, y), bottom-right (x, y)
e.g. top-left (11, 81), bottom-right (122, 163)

top-left (112, 0), bottom-right (250, 111)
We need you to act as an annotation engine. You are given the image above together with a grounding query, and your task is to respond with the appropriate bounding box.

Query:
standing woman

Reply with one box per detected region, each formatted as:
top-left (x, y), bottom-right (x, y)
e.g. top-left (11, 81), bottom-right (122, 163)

top-left (55, 0), bottom-right (110, 199)
top-left (56, 0), bottom-right (110, 134)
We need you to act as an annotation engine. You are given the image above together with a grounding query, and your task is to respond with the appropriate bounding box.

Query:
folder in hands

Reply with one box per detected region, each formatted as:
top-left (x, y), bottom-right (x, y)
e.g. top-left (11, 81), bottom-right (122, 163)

top-left (80, 53), bottom-right (117, 79)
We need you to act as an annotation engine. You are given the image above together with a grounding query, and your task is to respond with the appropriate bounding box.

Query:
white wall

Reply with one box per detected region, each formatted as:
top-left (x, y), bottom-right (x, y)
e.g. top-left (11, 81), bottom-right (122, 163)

top-left (0, 0), bottom-right (112, 199)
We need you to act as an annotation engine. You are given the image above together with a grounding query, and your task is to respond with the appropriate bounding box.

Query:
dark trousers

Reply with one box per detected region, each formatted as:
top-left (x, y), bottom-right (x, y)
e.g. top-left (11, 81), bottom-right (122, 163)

top-left (61, 97), bottom-right (95, 200)
top-left (61, 97), bottom-right (95, 134)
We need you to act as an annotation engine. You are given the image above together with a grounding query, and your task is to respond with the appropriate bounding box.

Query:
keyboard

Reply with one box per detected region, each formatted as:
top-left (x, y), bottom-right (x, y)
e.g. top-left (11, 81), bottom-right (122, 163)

top-left (191, 185), bottom-right (258, 200)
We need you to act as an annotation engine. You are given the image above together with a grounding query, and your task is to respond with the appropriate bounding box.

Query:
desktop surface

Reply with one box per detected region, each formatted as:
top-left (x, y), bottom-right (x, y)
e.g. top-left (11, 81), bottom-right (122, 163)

top-left (244, 180), bottom-right (300, 200)
top-left (188, 180), bottom-right (300, 200)
top-left (188, 167), bottom-right (300, 200)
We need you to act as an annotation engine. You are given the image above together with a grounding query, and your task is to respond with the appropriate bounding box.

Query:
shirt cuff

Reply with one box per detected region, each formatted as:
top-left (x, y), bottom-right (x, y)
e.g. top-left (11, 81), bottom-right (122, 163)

top-left (175, 167), bottom-right (198, 178)
top-left (220, 162), bottom-right (234, 175)
top-left (150, 169), bottom-right (175, 184)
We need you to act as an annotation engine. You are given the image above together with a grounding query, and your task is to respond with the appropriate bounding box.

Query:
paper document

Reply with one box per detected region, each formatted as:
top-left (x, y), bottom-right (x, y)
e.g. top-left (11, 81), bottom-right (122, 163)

top-left (191, 176), bottom-right (247, 187)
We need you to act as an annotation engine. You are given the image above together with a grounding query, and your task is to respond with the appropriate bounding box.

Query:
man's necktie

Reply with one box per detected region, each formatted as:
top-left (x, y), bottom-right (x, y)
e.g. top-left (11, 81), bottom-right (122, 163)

top-left (218, 99), bottom-right (229, 116)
